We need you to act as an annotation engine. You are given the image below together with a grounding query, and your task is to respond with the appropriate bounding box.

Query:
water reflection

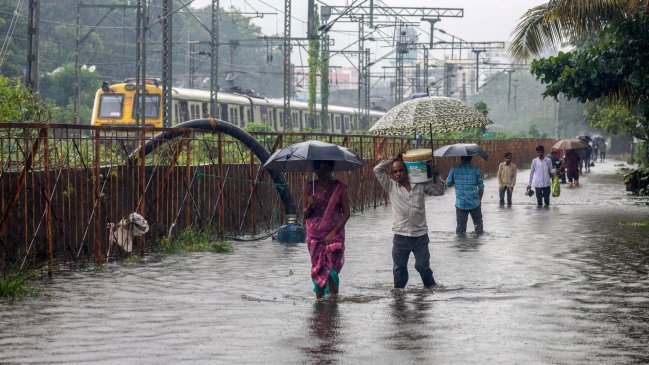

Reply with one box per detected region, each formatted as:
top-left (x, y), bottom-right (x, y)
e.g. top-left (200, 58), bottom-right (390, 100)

top-left (453, 234), bottom-right (483, 252)
top-left (303, 300), bottom-right (342, 364)
top-left (387, 290), bottom-right (432, 353)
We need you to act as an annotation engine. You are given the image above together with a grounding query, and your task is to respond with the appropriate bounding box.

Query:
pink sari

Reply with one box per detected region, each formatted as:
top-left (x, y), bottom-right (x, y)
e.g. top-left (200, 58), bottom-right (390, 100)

top-left (303, 180), bottom-right (346, 292)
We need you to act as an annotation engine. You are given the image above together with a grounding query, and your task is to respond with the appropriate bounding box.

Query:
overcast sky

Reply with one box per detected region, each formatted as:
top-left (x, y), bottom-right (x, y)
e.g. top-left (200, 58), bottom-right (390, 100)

top-left (192, 0), bottom-right (547, 66)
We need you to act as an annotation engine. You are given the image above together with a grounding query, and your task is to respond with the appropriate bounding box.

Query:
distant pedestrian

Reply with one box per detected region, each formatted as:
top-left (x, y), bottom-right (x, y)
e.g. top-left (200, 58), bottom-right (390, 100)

top-left (527, 145), bottom-right (553, 207)
top-left (565, 149), bottom-right (581, 188)
top-left (583, 144), bottom-right (592, 173)
top-left (592, 142), bottom-right (599, 161)
top-left (497, 152), bottom-right (517, 206)
top-left (446, 156), bottom-right (484, 235)
top-left (599, 140), bottom-right (607, 162)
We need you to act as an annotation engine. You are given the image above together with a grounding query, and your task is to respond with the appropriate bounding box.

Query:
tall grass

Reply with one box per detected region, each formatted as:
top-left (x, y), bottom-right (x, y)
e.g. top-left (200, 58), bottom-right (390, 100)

top-left (0, 270), bottom-right (37, 299)
top-left (160, 227), bottom-right (234, 254)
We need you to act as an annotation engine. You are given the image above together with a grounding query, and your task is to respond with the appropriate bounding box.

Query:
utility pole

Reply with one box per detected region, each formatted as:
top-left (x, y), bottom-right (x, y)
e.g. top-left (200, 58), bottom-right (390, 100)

top-left (25, 0), bottom-right (39, 91)
top-left (135, 0), bottom-right (148, 127)
top-left (471, 48), bottom-right (485, 93)
top-left (505, 68), bottom-right (514, 115)
top-left (162, 0), bottom-right (173, 127)
top-left (210, 0), bottom-right (220, 117)
top-left (283, 0), bottom-right (292, 130)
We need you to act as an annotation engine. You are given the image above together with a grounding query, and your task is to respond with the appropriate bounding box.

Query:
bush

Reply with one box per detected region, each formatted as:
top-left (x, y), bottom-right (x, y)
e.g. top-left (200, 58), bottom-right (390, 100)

top-left (160, 227), bottom-right (233, 254)
top-left (0, 270), bottom-right (37, 299)
top-left (624, 167), bottom-right (649, 195)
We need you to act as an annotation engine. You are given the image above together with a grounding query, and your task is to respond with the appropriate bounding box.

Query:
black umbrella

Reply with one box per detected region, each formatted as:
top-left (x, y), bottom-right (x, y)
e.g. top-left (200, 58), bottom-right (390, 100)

top-left (433, 143), bottom-right (488, 160)
top-left (576, 135), bottom-right (592, 142)
top-left (263, 140), bottom-right (364, 172)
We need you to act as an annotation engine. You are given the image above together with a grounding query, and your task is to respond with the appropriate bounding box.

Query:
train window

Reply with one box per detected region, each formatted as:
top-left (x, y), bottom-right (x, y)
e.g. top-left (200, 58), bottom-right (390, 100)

top-left (335, 116), bottom-right (341, 129)
top-left (202, 103), bottom-right (208, 118)
top-left (98, 94), bottom-right (124, 118)
top-left (129, 94), bottom-right (161, 119)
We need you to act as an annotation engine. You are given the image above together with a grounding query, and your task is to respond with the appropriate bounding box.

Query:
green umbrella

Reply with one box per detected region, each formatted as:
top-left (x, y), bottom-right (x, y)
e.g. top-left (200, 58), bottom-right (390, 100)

top-left (368, 96), bottom-right (492, 135)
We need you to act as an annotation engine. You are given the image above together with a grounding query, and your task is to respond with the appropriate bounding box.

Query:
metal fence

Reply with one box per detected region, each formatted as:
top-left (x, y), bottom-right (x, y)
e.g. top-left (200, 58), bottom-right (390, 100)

top-left (0, 123), bottom-right (554, 274)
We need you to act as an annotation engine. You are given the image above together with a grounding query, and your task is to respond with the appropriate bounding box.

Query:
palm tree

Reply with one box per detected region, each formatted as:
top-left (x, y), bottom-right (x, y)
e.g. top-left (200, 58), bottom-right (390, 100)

top-left (508, 0), bottom-right (639, 61)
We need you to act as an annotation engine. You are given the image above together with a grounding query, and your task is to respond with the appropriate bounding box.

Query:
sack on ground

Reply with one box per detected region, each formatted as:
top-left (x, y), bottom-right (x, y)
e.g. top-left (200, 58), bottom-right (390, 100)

top-left (552, 175), bottom-right (561, 197)
top-left (590, 161), bottom-right (595, 167)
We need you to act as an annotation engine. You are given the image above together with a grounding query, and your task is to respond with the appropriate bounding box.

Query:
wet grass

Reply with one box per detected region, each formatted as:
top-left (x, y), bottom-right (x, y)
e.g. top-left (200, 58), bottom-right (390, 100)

top-left (160, 227), bottom-right (234, 254)
top-left (620, 220), bottom-right (649, 228)
top-left (0, 270), bottom-right (38, 299)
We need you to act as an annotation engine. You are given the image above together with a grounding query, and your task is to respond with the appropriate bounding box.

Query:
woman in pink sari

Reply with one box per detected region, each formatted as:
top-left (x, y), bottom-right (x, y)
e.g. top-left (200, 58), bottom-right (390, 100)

top-left (302, 160), bottom-right (350, 299)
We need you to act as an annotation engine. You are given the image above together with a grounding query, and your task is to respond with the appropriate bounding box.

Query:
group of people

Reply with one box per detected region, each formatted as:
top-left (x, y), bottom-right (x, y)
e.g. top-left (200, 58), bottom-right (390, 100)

top-left (301, 142), bottom-right (604, 299)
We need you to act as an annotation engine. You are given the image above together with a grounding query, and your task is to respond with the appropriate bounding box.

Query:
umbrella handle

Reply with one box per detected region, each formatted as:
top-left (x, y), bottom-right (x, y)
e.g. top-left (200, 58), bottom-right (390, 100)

top-left (429, 123), bottom-right (437, 183)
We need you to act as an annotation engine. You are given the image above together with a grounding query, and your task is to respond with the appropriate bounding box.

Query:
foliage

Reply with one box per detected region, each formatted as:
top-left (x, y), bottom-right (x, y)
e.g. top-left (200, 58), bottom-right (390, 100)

top-left (583, 100), bottom-right (640, 137)
top-left (624, 167), bottom-right (649, 196)
top-left (0, 269), bottom-right (37, 299)
top-left (474, 101), bottom-right (489, 116)
top-left (307, 6), bottom-right (320, 126)
top-left (530, 14), bottom-right (649, 141)
top-left (320, 30), bottom-right (330, 132)
top-left (508, 0), bottom-right (629, 61)
top-left (40, 64), bottom-right (101, 108)
top-left (160, 226), bottom-right (233, 254)
top-left (244, 121), bottom-right (274, 133)
top-left (0, 76), bottom-right (51, 123)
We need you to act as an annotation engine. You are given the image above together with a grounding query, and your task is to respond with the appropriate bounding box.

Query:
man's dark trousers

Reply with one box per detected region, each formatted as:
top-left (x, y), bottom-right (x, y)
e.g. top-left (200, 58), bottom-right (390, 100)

top-left (392, 233), bottom-right (435, 288)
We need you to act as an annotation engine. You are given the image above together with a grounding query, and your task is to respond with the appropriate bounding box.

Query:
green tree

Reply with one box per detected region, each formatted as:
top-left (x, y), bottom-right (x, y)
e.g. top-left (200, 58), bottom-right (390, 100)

top-left (474, 101), bottom-right (489, 116)
top-left (40, 64), bottom-right (101, 108)
top-left (307, 6), bottom-right (320, 128)
top-left (0, 76), bottom-right (50, 123)
top-left (530, 14), bottom-right (649, 141)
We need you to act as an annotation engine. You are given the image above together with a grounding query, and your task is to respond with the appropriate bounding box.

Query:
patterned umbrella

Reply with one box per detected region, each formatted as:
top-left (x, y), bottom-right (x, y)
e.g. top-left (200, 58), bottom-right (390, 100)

top-left (552, 139), bottom-right (588, 150)
top-left (368, 96), bottom-right (492, 135)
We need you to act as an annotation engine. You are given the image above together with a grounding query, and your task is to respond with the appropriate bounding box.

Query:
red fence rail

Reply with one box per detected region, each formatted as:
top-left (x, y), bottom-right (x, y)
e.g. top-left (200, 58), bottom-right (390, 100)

top-left (0, 123), bottom-right (554, 274)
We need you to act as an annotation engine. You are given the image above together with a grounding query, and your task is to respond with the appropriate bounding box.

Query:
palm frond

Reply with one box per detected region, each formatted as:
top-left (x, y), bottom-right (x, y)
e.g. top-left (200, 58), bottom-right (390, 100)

top-left (509, 0), bottom-right (627, 61)
top-left (508, 3), bottom-right (563, 61)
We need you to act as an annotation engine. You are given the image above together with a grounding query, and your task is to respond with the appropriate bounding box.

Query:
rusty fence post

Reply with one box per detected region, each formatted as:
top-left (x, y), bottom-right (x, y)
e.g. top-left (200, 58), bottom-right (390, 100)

top-left (93, 129), bottom-right (102, 265)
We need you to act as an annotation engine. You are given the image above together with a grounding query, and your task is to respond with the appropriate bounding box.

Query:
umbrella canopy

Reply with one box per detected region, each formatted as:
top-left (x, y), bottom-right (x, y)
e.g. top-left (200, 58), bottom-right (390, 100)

top-left (433, 143), bottom-right (488, 160)
top-left (263, 140), bottom-right (364, 172)
top-left (592, 134), bottom-right (606, 141)
top-left (552, 139), bottom-right (588, 150)
top-left (368, 96), bottom-right (492, 135)
top-left (575, 135), bottom-right (592, 142)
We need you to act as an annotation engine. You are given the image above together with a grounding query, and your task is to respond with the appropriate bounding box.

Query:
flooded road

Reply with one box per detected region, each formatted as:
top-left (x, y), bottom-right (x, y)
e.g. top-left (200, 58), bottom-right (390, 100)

top-left (2, 160), bottom-right (649, 364)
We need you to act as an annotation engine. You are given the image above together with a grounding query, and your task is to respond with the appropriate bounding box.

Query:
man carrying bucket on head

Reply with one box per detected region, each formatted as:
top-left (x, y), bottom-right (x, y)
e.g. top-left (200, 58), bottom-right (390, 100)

top-left (373, 150), bottom-right (446, 289)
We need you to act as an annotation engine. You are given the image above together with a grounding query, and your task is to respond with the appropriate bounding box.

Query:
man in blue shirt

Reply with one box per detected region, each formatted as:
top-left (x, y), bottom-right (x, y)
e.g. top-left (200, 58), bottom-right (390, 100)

top-left (446, 156), bottom-right (485, 235)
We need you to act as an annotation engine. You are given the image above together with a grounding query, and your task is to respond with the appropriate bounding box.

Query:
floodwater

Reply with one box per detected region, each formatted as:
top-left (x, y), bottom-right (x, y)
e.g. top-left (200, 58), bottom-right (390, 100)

top-left (2, 160), bottom-right (649, 364)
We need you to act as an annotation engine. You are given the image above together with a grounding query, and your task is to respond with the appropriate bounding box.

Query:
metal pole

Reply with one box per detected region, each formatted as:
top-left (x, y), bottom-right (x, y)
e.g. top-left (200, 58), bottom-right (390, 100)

top-left (75, 2), bottom-right (81, 124)
top-left (210, 0), bottom-right (219, 117)
top-left (162, 0), bottom-right (173, 127)
top-left (25, 0), bottom-right (39, 91)
top-left (471, 49), bottom-right (485, 93)
top-left (283, 0), bottom-right (292, 130)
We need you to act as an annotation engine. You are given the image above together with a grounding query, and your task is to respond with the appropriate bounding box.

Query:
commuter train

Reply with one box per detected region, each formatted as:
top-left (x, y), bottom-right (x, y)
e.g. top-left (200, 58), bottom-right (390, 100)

top-left (90, 79), bottom-right (385, 133)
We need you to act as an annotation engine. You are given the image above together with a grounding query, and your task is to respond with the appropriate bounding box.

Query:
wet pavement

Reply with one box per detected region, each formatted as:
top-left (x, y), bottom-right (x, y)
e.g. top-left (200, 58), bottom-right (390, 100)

top-left (1, 159), bottom-right (649, 364)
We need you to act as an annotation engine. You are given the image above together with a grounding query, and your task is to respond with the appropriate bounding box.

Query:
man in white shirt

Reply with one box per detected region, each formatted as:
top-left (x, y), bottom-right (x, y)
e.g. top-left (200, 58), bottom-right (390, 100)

top-left (373, 153), bottom-right (446, 288)
top-left (527, 145), bottom-right (554, 207)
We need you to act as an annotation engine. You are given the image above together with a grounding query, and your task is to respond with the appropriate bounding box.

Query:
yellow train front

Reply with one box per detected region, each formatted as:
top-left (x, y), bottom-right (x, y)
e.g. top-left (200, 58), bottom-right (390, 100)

top-left (91, 79), bottom-right (163, 128)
